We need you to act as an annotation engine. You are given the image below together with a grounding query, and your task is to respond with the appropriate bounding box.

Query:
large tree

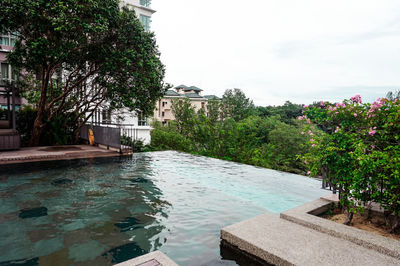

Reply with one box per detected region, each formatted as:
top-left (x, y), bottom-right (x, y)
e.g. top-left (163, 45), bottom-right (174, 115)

top-left (220, 88), bottom-right (255, 121)
top-left (0, 0), bottom-right (167, 145)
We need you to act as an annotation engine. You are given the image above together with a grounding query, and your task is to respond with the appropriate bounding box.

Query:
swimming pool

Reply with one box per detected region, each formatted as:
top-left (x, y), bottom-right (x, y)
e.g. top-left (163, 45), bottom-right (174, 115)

top-left (0, 151), bottom-right (328, 265)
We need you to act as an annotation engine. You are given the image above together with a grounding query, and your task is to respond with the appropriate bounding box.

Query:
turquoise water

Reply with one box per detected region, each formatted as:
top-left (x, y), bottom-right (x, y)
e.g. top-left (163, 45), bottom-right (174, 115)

top-left (0, 151), bottom-right (328, 265)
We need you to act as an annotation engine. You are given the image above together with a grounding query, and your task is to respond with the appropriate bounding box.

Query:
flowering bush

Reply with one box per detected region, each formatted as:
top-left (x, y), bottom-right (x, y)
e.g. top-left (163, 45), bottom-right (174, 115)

top-left (302, 96), bottom-right (400, 231)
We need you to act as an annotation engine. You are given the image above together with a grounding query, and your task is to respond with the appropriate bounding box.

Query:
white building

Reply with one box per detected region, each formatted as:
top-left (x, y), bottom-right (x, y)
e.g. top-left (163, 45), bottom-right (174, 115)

top-left (121, 0), bottom-right (156, 31)
top-left (95, 0), bottom-right (156, 144)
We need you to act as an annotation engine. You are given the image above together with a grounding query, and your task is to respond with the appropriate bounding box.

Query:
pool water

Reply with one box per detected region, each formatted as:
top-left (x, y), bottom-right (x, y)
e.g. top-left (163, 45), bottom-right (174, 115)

top-left (0, 151), bottom-right (328, 265)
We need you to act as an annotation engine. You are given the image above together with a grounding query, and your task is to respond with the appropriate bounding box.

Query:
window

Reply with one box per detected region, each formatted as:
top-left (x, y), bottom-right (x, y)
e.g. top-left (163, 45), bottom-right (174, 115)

top-left (140, 0), bottom-right (151, 7)
top-left (161, 111), bottom-right (165, 117)
top-left (102, 109), bottom-right (112, 124)
top-left (1, 63), bottom-right (19, 85)
top-left (162, 101), bottom-right (168, 107)
top-left (139, 14), bottom-right (151, 31)
top-left (1, 32), bottom-right (9, 46)
top-left (1, 63), bottom-right (9, 86)
top-left (1, 63), bottom-right (9, 80)
top-left (0, 31), bottom-right (18, 47)
top-left (138, 112), bottom-right (148, 126)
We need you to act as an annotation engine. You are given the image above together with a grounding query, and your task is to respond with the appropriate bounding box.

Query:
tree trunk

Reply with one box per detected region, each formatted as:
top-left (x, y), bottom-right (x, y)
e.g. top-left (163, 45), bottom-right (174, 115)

top-left (29, 70), bottom-right (49, 146)
top-left (344, 210), bottom-right (354, 225)
top-left (390, 216), bottom-right (399, 233)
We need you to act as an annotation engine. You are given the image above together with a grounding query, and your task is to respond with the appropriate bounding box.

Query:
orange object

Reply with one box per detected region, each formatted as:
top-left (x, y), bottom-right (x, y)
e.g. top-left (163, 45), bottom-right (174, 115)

top-left (88, 129), bottom-right (95, 146)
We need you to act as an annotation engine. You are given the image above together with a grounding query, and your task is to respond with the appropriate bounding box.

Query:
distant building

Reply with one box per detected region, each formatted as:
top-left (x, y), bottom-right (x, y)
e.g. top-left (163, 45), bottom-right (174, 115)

top-left (154, 85), bottom-right (220, 125)
top-left (121, 0), bottom-right (156, 31)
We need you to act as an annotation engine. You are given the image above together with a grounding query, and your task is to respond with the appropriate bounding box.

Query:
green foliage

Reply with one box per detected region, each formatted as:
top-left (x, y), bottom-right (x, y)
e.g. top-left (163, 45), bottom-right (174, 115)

top-left (0, 0), bottom-right (168, 145)
top-left (171, 98), bottom-right (196, 135)
top-left (304, 96), bottom-right (400, 231)
top-left (151, 98), bottom-right (314, 174)
top-left (256, 101), bottom-right (304, 125)
top-left (121, 135), bottom-right (147, 152)
top-left (150, 121), bottom-right (194, 152)
top-left (16, 105), bottom-right (36, 146)
top-left (220, 88), bottom-right (255, 121)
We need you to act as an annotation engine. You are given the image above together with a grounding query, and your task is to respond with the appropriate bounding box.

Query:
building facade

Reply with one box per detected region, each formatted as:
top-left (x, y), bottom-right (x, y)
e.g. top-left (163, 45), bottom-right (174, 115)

top-left (154, 85), bottom-right (220, 125)
top-left (0, 32), bottom-right (27, 111)
top-left (121, 0), bottom-right (156, 31)
top-left (93, 0), bottom-right (156, 144)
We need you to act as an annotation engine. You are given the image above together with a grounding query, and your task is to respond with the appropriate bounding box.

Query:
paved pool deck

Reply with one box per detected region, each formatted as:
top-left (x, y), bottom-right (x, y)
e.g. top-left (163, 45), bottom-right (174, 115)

top-left (0, 145), bottom-right (125, 165)
top-left (221, 197), bottom-right (400, 266)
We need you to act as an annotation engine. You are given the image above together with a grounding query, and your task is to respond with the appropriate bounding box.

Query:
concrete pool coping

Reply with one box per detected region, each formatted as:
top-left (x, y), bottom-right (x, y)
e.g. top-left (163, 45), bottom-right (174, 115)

top-left (281, 198), bottom-right (400, 260)
top-left (221, 196), bottom-right (400, 265)
top-left (115, 251), bottom-right (178, 266)
top-left (0, 145), bottom-right (127, 165)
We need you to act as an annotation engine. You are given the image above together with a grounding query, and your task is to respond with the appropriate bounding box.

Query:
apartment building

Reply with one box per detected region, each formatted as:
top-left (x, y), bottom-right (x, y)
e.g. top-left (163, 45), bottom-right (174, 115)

top-left (154, 85), bottom-right (220, 125)
top-left (0, 32), bottom-right (27, 111)
top-left (93, 0), bottom-right (157, 144)
top-left (121, 0), bottom-right (156, 31)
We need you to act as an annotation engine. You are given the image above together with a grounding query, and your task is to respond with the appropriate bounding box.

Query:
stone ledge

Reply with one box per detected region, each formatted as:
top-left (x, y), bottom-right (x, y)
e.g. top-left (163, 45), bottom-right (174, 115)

top-left (280, 198), bottom-right (400, 260)
top-left (221, 211), bottom-right (400, 265)
top-left (115, 251), bottom-right (178, 266)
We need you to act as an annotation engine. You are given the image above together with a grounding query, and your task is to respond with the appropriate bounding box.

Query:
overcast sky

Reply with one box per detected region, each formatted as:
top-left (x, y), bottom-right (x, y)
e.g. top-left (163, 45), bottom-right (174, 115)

top-left (150, 0), bottom-right (400, 106)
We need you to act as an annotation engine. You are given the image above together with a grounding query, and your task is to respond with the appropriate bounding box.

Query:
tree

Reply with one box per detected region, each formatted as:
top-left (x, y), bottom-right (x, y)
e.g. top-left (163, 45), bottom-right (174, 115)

top-left (171, 98), bottom-right (196, 135)
top-left (220, 88), bottom-right (255, 121)
top-left (206, 98), bottom-right (221, 124)
top-left (0, 0), bottom-right (167, 145)
top-left (255, 101), bottom-right (304, 125)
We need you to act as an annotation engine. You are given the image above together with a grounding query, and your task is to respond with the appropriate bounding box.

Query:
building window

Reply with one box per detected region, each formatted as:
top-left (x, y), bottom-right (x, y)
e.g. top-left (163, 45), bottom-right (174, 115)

top-left (162, 101), bottom-right (168, 107)
top-left (140, 0), bottom-right (151, 7)
top-left (161, 111), bottom-right (165, 117)
top-left (138, 112), bottom-right (148, 126)
top-left (102, 109), bottom-right (112, 124)
top-left (1, 63), bottom-right (19, 85)
top-left (1, 63), bottom-right (9, 80)
top-left (0, 31), bottom-right (18, 47)
top-left (139, 14), bottom-right (151, 32)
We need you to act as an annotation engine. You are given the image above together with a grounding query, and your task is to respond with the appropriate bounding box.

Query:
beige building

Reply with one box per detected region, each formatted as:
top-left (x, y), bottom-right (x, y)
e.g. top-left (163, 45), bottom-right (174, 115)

top-left (154, 85), bottom-right (219, 125)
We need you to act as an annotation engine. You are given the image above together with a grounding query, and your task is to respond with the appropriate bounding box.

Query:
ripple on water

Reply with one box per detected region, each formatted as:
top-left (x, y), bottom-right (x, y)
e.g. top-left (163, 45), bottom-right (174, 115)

top-left (0, 151), bottom-right (328, 265)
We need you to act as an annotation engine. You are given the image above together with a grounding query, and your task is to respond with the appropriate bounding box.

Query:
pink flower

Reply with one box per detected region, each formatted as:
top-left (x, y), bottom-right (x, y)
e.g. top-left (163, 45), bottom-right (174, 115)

top-left (308, 130), bottom-right (313, 136)
top-left (335, 112), bottom-right (339, 114)
top-left (301, 131), bottom-right (305, 135)
top-left (368, 127), bottom-right (377, 136)
top-left (307, 171), bottom-right (311, 175)
top-left (351, 94), bottom-right (362, 104)
top-left (307, 119), bottom-right (311, 124)
top-left (353, 113), bottom-right (357, 117)
top-left (312, 144), bottom-right (316, 147)
top-left (310, 138), bottom-right (315, 142)
top-left (304, 105), bottom-right (309, 108)
top-left (320, 101), bottom-right (325, 106)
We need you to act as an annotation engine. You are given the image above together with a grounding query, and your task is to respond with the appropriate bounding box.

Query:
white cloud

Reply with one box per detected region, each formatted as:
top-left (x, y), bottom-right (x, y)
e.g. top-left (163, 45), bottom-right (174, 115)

top-left (151, 0), bottom-right (400, 105)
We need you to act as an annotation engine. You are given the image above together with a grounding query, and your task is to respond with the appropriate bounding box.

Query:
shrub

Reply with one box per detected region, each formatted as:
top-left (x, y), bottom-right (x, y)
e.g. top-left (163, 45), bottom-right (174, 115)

top-left (303, 97), bottom-right (400, 231)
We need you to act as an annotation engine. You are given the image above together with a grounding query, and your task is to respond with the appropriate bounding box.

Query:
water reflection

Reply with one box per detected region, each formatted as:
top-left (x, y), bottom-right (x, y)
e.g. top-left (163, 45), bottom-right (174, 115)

top-left (0, 154), bottom-right (171, 265)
